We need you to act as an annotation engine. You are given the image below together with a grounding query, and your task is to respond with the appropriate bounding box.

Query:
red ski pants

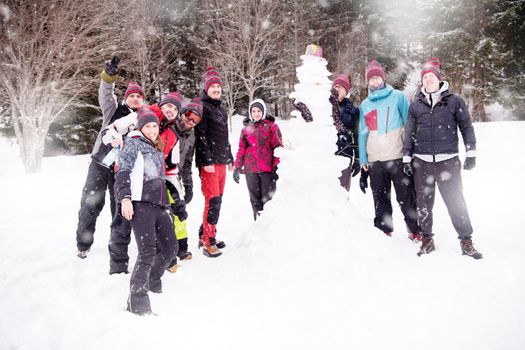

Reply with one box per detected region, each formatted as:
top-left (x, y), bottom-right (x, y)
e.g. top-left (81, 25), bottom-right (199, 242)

top-left (200, 164), bottom-right (227, 245)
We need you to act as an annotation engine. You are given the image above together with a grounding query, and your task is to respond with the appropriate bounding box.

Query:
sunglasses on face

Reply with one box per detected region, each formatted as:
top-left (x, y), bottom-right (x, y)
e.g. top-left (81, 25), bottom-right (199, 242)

top-left (184, 112), bottom-right (201, 125)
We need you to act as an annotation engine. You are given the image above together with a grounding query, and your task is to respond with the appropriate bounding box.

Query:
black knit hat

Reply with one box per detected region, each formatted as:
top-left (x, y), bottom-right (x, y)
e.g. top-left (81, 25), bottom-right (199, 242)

top-left (159, 91), bottom-right (183, 110)
top-left (136, 107), bottom-right (159, 131)
top-left (183, 97), bottom-right (203, 119)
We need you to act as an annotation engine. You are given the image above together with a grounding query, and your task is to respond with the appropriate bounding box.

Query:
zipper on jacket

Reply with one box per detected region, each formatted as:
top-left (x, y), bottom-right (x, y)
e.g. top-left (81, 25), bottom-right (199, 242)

top-left (429, 95), bottom-right (436, 163)
top-left (386, 107), bottom-right (390, 134)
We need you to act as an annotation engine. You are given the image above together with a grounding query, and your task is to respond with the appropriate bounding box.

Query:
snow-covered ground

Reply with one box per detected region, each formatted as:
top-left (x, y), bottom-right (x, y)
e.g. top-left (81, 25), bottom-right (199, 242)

top-left (1, 118), bottom-right (524, 350)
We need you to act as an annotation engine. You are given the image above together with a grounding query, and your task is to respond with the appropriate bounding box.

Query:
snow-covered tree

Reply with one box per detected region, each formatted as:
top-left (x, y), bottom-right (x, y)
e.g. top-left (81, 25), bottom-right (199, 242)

top-left (193, 0), bottom-right (287, 103)
top-left (0, 0), bottom-right (124, 173)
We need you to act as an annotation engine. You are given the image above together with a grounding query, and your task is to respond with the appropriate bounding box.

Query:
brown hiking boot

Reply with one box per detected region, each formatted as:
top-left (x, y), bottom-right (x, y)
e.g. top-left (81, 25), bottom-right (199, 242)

top-left (417, 236), bottom-right (435, 256)
top-left (460, 239), bottom-right (483, 259)
top-left (203, 244), bottom-right (222, 258)
top-left (199, 238), bottom-right (226, 249)
top-left (167, 263), bottom-right (180, 273)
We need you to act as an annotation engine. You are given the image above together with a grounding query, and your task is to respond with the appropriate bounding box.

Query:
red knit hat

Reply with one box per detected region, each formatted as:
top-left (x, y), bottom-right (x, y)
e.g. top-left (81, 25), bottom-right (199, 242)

top-left (421, 57), bottom-right (443, 80)
top-left (124, 81), bottom-right (144, 99)
top-left (366, 60), bottom-right (386, 81)
top-left (183, 97), bottom-right (203, 119)
top-left (332, 74), bottom-right (351, 93)
top-left (159, 91), bottom-right (183, 110)
top-left (136, 107), bottom-right (159, 131)
top-left (204, 66), bottom-right (222, 92)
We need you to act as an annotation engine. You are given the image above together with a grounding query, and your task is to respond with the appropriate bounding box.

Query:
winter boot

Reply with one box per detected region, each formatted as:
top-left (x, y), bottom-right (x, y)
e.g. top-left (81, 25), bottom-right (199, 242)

top-left (210, 237), bottom-right (226, 249)
top-left (77, 249), bottom-right (89, 259)
top-left (203, 244), bottom-right (222, 258)
top-left (179, 252), bottom-right (192, 260)
top-left (167, 263), bottom-right (180, 273)
top-left (460, 239), bottom-right (483, 259)
top-left (417, 236), bottom-right (435, 257)
top-left (198, 236), bottom-right (226, 249)
top-left (408, 232), bottom-right (422, 242)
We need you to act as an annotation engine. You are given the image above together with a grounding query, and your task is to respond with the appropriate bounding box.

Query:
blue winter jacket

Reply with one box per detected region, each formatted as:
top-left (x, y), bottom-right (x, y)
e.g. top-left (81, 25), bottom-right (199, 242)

top-left (358, 85), bottom-right (410, 166)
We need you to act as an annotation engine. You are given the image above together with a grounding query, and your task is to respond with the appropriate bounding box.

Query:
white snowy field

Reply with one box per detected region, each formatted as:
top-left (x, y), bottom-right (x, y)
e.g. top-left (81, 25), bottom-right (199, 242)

top-left (0, 118), bottom-right (524, 350)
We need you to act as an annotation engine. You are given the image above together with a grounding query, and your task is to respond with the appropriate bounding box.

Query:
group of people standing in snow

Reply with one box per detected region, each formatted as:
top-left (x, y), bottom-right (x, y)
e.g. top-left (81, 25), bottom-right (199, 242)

top-left (328, 57), bottom-right (482, 260)
top-left (74, 56), bottom-right (282, 315)
top-left (73, 52), bottom-right (482, 315)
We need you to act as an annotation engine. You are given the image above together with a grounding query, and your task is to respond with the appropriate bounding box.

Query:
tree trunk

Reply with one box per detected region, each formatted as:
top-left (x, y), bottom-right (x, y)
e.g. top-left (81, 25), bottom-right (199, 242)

top-left (17, 122), bottom-right (46, 174)
top-left (471, 88), bottom-right (488, 122)
top-left (22, 133), bottom-right (46, 174)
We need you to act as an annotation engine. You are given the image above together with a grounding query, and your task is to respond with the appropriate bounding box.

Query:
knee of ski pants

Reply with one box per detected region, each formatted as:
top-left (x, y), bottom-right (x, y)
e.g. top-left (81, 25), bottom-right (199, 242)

top-left (207, 196), bottom-right (222, 225)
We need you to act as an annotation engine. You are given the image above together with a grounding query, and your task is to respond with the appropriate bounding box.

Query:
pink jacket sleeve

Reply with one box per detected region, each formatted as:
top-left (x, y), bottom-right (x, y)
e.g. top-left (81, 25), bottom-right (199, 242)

top-left (234, 128), bottom-right (248, 170)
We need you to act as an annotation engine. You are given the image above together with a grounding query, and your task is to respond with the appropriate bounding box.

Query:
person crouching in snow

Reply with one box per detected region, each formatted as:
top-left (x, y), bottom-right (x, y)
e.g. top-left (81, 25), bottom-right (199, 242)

top-left (114, 107), bottom-right (178, 315)
top-left (233, 99), bottom-right (283, 220)
top-left (403, 58), bottom-right (482, 259)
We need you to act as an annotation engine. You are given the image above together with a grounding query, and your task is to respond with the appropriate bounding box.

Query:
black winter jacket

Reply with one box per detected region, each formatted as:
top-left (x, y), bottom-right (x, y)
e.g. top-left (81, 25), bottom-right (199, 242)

top-left (173, 119), bottom-right (196, 189)
top-left (403, 89), bottom-right (476, 159)
top-left (339, 98), bottom-right (360, 133)
top-left (194, 91), bottom-right (234, 167)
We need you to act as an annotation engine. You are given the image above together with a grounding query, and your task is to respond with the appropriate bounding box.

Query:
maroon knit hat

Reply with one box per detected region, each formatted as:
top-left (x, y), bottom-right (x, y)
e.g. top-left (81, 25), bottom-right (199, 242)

top-left (204, 66), bottom-right (222, 93)
top-left (366, 60), bottom-right (386, 81)
top-left (421, 57), bottom-right (444, 80)
top-left (183, 97), bottom-right (203, 119)
top-left (136, 107), bottom-right (159, 131)
top-left (332, 74), bottom-right (351, 93)
top-left (124, 81), bottom-right (144, 100)
top-left (159, 91), bottom-right (183, 110)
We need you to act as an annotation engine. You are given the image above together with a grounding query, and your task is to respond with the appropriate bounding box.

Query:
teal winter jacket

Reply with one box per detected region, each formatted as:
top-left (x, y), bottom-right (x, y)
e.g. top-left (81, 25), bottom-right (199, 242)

top-left (358, 85), bottom-right (410, 166)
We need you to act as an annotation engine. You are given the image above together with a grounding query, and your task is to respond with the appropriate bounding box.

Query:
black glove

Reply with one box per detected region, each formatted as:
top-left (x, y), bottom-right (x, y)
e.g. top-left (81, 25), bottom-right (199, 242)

top-left (359, 168), bottom-right (369, 194)
top-left (183, 185), bottom-right (193, 204)
top-left (351, 159), bottom-right (361, 177)
top-left (336, 133), bottom-right (348, 148)
top-left (335, 133), bottom-right (354, 158)
top-left (233, 169), bottom-right (240, 184)
top-left (329, 88), bottom-right (338, 106)
top-left (171, 199), bottom-right (188, 221)
top-left (403, 162), bottom-right (413, 177)
top-left (463, 157), bottom-right (476, 170)
top-left (105, 55), bottom-right (120, 76)
top-left (272, 166), bottom-right (279, 181)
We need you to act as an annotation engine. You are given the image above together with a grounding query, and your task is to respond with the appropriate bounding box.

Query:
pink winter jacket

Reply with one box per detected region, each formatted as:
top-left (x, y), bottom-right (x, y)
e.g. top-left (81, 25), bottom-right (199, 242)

top-left (234, 118), bottom-right (283, 174)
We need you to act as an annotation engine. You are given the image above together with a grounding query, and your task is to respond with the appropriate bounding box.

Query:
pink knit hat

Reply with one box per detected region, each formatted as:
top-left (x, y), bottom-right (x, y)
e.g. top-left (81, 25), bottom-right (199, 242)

top-left (124, 81), bottom-right (144, 99)
top-left (204, 66), bottom-right (222, 92)
top-left (421, 57), bottom-right (444, 80)
top-left (366, 60), bottom-right (385, 81)
top-left (332, 74), bottom-right (351, 93)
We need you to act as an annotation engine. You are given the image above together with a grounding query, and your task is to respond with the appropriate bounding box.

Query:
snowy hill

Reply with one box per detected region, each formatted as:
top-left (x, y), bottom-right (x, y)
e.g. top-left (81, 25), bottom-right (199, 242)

top-left (1, 119), bottom-right (524, 350)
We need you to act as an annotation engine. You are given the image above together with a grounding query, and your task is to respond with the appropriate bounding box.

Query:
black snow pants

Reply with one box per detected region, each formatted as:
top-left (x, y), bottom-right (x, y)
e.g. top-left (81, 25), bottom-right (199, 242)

top-left (368, 159), bottom-right (419, 234)
top-left (412, 156), bottom-right (473, 239)
top-left (127, 202), bottom-right (178, 315)
top-left (108, 210), bottom-right (132, 274)
top-left (76, 160), bottom-right (116, 251)
top-left (245, 172), bottom-right (277, 220)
